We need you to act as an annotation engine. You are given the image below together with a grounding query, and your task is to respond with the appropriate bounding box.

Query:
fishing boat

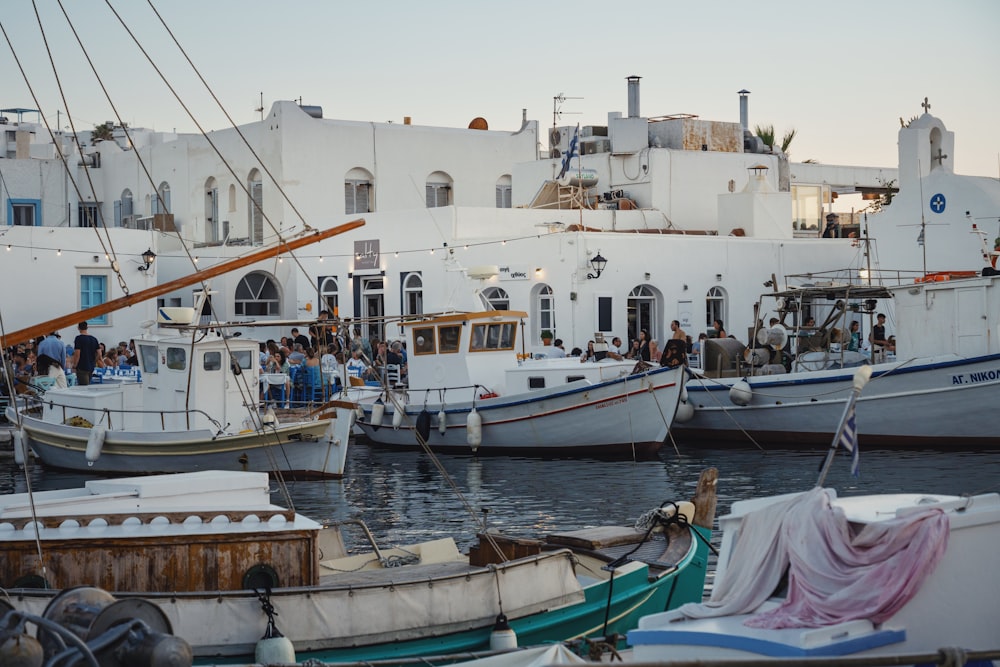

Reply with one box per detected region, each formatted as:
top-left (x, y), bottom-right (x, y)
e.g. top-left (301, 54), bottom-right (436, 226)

top-left (627, 367), bottom-right (1000, 665)
top-left (354, 309), bottom-right (684, 457)
top-left (0, 467), bottom-right (718, 663)
top-left (3, 223), bottom-right (364, 479)
top-left (673, 262), bottom-right (1000, 447)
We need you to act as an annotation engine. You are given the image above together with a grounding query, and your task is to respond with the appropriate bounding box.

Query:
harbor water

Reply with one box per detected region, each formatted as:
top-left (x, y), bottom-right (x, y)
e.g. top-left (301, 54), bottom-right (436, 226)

top-left (2, 435), bottom-right (999, 552)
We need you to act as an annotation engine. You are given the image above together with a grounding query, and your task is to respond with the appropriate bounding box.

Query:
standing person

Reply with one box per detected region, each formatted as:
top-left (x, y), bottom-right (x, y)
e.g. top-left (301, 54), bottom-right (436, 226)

top-left (870, 313), bottom-right (889, 361)
top-left (37, 332), bottom-right (68, 388)
top-left (72, 321), bottom-right (101, 386)
top-left (291, 328), bottom-right (310, 350)
top-left (670, 320), bottom-right (687, 341)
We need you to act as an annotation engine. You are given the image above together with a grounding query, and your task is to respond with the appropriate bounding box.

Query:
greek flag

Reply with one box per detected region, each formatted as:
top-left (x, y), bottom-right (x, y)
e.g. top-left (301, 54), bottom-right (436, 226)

top-left (557, 125), bottom-right (580, 180)
top-left (839, 404), bottom-right (860, 476)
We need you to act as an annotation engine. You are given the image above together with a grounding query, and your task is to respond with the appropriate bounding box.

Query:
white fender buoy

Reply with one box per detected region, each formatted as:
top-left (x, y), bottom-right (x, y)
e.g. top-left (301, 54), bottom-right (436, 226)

top-left (355, 403), bottom-right (365, 420)
top-left (437, 408), bottom-right (447, 435)
top-left (13, 428), bottom-right (26, 466)
top-left (489, 613), bottom-right (517, 650)
top-left (255, 624), bottom-right (295, 665)
top-left (674, 398), bottom-right (695, 423)
top-left (466, 407), bottom-right (482, 451)
top-left (85, 424), bottom-right (106, 464)
top-left (371, 398), bottom-right (385, 431)
top-left (729, 379), bottom-right (753, 406)
top-left (392, 404), bottom-right (405, 430)
top-left (263, 407), bottom-right (278, 428)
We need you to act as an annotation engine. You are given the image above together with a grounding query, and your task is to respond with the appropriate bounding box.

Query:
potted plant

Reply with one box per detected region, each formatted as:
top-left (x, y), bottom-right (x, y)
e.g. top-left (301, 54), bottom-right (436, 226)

top-left (540, 330), bottom-right (554, 346)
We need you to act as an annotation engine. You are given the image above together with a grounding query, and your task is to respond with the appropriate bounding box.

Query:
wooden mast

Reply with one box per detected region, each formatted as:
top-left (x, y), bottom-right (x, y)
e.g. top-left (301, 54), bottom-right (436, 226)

top-left (2, 218), bottom-right (365, 348)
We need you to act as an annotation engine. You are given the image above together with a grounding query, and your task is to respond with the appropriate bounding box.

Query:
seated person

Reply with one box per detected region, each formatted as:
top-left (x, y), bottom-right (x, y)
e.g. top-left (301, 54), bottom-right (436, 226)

top-left (345, 347), bottom-right (371, 379)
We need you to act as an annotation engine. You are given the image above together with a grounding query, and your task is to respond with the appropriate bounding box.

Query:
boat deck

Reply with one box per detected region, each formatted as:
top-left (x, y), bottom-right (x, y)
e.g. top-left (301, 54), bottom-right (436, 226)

top-left (319, 559), bottom-right (480, 586)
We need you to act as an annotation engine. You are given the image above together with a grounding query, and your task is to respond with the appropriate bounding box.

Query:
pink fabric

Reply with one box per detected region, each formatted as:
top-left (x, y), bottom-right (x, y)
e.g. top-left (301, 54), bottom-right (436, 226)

top-left (678, 487), bottom-right (950, 629)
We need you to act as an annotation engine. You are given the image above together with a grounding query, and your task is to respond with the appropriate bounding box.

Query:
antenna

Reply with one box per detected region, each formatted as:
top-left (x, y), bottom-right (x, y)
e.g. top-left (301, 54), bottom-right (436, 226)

top-left (255, 92), bottom-right (264, 121)
top-left (552, 93), bottom-right (583, 128)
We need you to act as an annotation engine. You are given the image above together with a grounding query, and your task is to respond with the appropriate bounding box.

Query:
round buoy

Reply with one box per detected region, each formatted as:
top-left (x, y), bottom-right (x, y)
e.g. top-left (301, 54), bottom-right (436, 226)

top-left (437, 408), bottom-right (447, 435)
top-left (85, 424), bottom-right (106, 464)
top-left (489, 613), bottom-right (517, 650)
top-left (355, 403), bottom-right (365, 420)
top-left (0, 633), bottom-right (43, 667)
top-left (262, 407), bottom-right (278, 427)
top-left (392, 405), bottom-right (405, 430)
top-left (466, 407), bottom-right (482, 451)
top-left (371, 398), bottom-right (385, 431)
top-left (729, 379), bottom-right (753, 406)
top-left (255, 625), bottom-right (295, 665)
top-left (415, 410), bottom-right (432, 443)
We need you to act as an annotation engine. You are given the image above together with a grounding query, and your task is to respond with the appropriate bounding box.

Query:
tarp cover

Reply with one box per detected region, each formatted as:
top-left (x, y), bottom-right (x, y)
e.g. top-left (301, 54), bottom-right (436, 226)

top-left (677, 487), bottom-right (949, 628)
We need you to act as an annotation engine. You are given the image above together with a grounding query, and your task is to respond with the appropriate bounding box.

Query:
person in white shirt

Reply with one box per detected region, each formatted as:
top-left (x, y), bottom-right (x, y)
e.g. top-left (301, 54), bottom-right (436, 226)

top-left (548, 338), bottom-right (567, 358)
top-left (345, 347), bottom-right (369, 379)
top-left (607, 336), bottom-right (625, 361)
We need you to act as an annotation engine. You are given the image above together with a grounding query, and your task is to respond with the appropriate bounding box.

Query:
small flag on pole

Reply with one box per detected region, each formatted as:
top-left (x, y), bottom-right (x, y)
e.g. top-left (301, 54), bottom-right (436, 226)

top-left (839, 403), bottom-right (860, 476)
top-left (557, 125), bottom-right (580, 180)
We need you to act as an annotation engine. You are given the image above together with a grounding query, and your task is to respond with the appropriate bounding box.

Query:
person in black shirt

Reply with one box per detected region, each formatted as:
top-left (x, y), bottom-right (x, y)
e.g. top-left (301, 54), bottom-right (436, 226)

top-left (72, 321), bottom-right (101, 385)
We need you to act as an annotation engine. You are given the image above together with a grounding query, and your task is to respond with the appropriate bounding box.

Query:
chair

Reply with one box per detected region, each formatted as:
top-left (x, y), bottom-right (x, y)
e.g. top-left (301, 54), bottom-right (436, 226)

top-left (300, 366), bottom-right (324, 405)
top-left (263, 373), bottom-right (288, 408)
top-left (385, 364), bottom-right (401, 387)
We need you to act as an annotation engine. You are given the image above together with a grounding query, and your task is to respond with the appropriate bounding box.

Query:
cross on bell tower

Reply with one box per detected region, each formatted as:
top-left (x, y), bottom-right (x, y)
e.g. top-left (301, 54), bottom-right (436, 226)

top-left (921, 97), bottom-right (931, 113)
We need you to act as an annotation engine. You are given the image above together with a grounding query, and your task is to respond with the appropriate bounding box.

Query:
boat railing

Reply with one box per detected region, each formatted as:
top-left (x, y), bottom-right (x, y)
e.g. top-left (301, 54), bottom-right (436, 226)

top-left (0, 507), bottom-right (297, 531)
top-left (27, 395), bottom-right (223, 433)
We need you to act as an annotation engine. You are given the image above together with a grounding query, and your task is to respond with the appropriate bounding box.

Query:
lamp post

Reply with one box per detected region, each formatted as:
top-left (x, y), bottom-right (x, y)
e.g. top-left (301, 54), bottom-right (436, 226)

top-left (586, 251), bottom-right (607, 279)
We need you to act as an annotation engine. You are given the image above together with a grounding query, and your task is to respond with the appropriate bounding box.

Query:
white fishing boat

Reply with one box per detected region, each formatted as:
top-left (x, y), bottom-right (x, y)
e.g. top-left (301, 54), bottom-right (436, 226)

top-left (0, 468), bottom-right (719, 663)
top-left (673, 263), bottom-right (1000, 447)
top-left (354, 309), bottom-right (684, 457)
top-left (6, 311), bottom-right (355, 479)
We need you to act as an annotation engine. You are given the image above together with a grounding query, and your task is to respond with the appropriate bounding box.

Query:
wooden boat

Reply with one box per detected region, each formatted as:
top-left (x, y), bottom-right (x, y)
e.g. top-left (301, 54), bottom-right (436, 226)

top-left (355, 310), bottom-right (684, 457)
top-left (0, 468), bottom-right (718, 662)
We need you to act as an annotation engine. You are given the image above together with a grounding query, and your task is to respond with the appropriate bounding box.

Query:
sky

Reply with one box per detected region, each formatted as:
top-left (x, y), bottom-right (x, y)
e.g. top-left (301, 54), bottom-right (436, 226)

top-left (3, 0), bottom-right (999, 177)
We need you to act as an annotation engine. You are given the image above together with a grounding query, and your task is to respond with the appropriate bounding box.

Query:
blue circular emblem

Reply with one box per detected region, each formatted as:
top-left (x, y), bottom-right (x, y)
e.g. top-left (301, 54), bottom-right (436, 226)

top-left (929, 193), bottom-right (946, 214)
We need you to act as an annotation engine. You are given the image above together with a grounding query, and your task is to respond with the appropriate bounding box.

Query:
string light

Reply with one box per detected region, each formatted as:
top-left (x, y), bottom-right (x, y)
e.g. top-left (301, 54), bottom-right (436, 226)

top-left (6, 245), bottom-right (10, 251)
top-left (57, 249), bottom-right (62, 256)
top-left (319, 256), bottom-right (324, 262)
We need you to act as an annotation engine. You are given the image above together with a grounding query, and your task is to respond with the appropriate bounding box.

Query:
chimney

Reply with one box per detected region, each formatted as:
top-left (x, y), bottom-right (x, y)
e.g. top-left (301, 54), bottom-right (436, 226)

top-left (738, 89), bottom-right (750, 132)
top-left (627, 75), bottom-right (642, 118)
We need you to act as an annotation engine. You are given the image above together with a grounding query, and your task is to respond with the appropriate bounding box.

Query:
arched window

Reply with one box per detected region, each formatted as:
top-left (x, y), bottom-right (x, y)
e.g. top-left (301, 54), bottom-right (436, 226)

top-left (706, 286), bottom-right (727, 334)
top-left (482, 286), bottom-right (509, 311)
top-left (319, 276), bottom-right (338, 315)
top-left (152, 182), bottom-right (171, 214)
top-left (116, 189), bottom-right (133, 227)
top-left (248, 169), bottom-right (263, 245)
top-left (627, 285), bottom-right (657, 343)
top-left (346, 167), bottom-right (374, 214)
top-left (496, 175), bottom-right (512, 208)
top-left (228, 184), bottom-right (237, 212)
top-left (205, 177), bottom-right (219, 243)
top-left (402, 272), bottom-right (423, 316)
top-left (235, 271), bottom-right (280, 317)
top-left (425, 171), bottom-right (453, 208)
top-left (533, 284), bottom-right (555, 340)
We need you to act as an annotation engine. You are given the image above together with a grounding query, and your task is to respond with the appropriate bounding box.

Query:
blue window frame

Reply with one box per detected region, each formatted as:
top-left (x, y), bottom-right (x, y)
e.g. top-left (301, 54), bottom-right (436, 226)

top-left (6, 199), bottom-right (41, 226)
top-left (81, 275), bottom-right (108, 325)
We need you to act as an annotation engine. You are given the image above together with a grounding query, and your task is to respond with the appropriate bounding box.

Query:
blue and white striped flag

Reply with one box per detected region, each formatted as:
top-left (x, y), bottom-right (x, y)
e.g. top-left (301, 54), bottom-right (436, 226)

top-left (557, 125), bottom-right (580, 180)
top-left (839, 403), bottom-right (860, 476)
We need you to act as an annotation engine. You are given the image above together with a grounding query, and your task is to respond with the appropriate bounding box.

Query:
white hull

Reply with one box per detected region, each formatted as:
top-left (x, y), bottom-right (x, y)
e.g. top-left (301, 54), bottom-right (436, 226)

top-left (7, 404), bottom-right (353, 478)
top-left (356, 365), bottom-right (684, 457)
top-left (628, 491), bottom-right (1000, 662)
top-left (675, 354), bottom-right (1000, 446)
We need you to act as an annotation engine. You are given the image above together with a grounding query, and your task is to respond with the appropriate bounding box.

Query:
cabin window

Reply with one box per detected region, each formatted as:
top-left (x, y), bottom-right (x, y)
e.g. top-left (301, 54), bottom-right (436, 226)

top-left (166, 347), bottom-right (187, 371)
top-left (470, 323), bottom-right (516, 352)
top-left (138, 344), bottom-right (158, 374)
top-left (528, 377), bottom-right (545, 389)
top-left (203, 351), bottom-right (222, 371)
top-left (566, 375), bottom-right (585, 383)
top-left (438, 325), bottom-right (461, 353)
top-left (232, 350), bottom-right (253, 370)
top-left (80, 275), bottom-right (108, 325)
top-left (412, 326), bottom-right (436, 355)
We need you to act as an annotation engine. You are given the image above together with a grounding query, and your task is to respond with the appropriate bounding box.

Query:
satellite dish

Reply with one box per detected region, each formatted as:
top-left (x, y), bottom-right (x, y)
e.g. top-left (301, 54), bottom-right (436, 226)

top-left (468, 117), bottom-right (488, 130)
top-left (549, 148), bottom-right (562, 159)
top-left (550, 128), bottom-right (563, 145)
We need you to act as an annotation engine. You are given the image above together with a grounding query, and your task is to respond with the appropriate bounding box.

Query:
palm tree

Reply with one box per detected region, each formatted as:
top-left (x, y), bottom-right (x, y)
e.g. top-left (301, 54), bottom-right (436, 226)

top-left (754, 124), bottom-right (796, 155)
top-left (91, 122), bottom-right (113, 145)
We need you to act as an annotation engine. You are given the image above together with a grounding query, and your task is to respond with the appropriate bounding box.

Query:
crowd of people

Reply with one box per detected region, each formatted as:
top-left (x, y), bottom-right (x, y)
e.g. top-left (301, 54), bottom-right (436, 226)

top-left (544, 320), bottom-right (694, 369)
top-left (4, 321), bottom-right (139, 391)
